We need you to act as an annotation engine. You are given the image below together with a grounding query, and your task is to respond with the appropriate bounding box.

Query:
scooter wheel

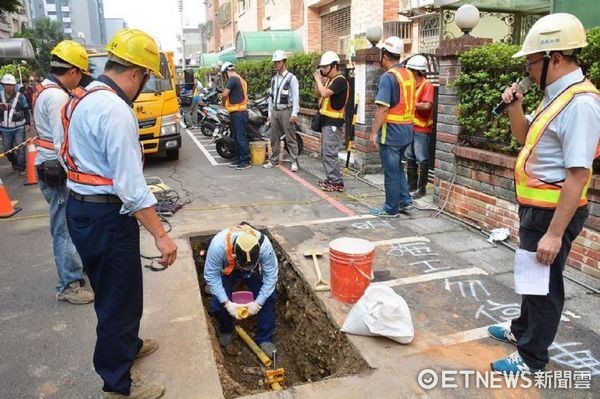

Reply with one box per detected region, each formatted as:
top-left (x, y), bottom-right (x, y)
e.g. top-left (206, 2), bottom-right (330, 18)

top-left (216, 136), bottom-right (235, 159)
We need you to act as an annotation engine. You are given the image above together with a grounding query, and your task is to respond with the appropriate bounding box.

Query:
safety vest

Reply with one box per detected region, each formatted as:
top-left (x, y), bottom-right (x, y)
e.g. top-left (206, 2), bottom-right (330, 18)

top-left (413, 79), bottom-right (433, 130)
top-left (0, 91), bottom-right (26, 128)
top-left (223, 225), bottom-right (262, 275)
top-left (514, 79), bottom-right (600, 209)
top-left (32, 82), bottom-right (64, 151)
top-left (319, 74), bottom-right (348, 120)
top-left (224, 76), bottom-right (248, 113)
top-left (383, 67), bottom-right (415, 125)
top-left (60, 86), bottom-right (116, 186)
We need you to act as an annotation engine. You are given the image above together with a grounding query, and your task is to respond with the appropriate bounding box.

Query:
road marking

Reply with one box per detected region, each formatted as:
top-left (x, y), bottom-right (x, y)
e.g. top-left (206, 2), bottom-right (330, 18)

top-left (281, 214), bottom-right (375, 227)
top-left (185, 128), bottom-right (219, 166)
top-left (278, 166), bottom-right (357, 217)
top-left (371, 236), bottom-right (430, 247)
top-left (373, 267), bottom-right (488, 287)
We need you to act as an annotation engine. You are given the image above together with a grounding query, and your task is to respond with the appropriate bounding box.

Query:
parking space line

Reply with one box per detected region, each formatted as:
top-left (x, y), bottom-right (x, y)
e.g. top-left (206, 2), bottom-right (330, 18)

top-left (373, 267), bottom-right (488, 287)
top-left (281, 214), bottom-right (376, 227)
top-left (185, 128), bottom-right (232, 166)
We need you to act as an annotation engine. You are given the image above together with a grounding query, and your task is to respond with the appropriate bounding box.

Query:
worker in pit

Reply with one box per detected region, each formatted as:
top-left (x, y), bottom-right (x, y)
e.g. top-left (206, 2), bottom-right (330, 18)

top-left (204, 224), bottom-right (278, 356)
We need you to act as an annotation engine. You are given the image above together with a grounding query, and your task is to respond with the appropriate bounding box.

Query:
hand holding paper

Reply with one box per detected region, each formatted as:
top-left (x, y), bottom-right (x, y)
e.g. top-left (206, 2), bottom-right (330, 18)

top-left (514, 249), bottom-right (550, 296)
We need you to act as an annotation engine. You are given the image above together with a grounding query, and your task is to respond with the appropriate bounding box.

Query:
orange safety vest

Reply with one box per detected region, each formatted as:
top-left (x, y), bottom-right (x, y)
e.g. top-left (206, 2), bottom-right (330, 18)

top-left (383, 67), bottom-right (415, 125)
top-left (413, 79), bottom-right (433, 130)
top-left (224, 76), bottom-right (248, 113)
top-left (60, 86), bottom-right (116, 186)
top-left (223, 225), bottom-right (261, 275)
top-left (319, 74), bottom-right (348, 120)
top-left (514, 79), bottom-right (600, 209)
top-left (32, 82), bottom-right (64, 151)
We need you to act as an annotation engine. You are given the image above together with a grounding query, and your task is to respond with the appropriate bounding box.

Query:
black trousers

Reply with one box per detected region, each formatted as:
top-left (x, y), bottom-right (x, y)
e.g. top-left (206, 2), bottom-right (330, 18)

top-left (510, 205), bottom-right (588, 369)
top-left (66, 197), bottom-right (143, 394)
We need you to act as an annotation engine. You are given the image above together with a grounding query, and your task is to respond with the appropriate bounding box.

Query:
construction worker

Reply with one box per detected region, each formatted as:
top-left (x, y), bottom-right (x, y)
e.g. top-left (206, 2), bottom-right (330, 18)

top-left (369, 36), bottom-right (416, 217)
top-left (264, 49), bottom-right (300, 172)
top-left (33, 40), bottom-right (94, 304)
top-left (221, 62), bottom-right (251, 170)
top-left (313, 51), bottom-right (349, 192)
top-left (405, 55), bottom-right (434, 199)
top-left (62, 29), bottom-right (177, 398)
top-left (0, 73), bottom-right (30, 173)
top-left (204, 225), bottom-right (278, 356)
top-left (488, 13), bottom-right (600, 374)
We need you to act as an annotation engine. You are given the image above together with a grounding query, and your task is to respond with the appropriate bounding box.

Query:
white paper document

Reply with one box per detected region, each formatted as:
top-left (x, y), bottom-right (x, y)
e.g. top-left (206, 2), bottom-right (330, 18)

top-left (514, 249), bottom-right (550, 295)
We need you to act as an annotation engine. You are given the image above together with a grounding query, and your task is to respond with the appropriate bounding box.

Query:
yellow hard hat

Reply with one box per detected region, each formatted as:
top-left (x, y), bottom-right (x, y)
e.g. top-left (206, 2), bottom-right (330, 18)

top-left (513, 13), bottom-right (588, 58)
top-left (50, 40), bottom-right (91, 75)
top-left (105, 28), bottom-right (163, 78)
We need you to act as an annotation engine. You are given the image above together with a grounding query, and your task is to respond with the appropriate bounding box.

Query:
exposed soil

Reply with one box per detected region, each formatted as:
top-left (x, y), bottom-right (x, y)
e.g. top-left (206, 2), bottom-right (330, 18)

top-left (191, 229), bottom-right (369, 398)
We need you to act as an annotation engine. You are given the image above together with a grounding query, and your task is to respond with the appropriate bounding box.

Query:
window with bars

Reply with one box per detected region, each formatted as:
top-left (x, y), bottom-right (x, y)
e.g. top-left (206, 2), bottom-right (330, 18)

top-left (383, 21), bottom-right (412, 42)
top-left (321, 7), bottom-right (351, 54)
top-left (218, 2), bottom-right (232, 26)
top-left (418, 15), bottom-right (440, 54)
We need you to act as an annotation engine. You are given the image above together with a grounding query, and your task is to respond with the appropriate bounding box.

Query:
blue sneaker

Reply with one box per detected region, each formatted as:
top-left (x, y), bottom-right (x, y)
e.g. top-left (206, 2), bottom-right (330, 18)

top-left (370, 208), bottom-right (399, 218)
top-left (398, 203), bottom-right (414, 212)
top-left (488, 325), bottom-right (517, 345)
top-left (491, 351), bottom-right (544, 374)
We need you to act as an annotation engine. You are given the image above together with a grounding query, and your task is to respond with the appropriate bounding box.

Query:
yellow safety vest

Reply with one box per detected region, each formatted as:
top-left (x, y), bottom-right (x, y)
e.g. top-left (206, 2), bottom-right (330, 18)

top-left (224, 77), bottom-right (248, 113)
top-left (319, 74), bottom-right (348, 120)
top-left (514, 79), bottom-right (600, 209)
top-left (383, 67), bottom-right (415, 125)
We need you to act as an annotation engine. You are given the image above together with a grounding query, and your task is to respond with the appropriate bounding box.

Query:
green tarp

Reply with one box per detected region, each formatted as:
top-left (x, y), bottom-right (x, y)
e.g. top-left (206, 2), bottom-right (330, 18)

top-left (235, 30), bottom-right (303, 60)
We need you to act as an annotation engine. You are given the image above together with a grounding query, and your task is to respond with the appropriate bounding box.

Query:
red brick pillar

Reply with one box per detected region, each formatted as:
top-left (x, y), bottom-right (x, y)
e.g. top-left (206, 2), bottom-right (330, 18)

top-left (307, 7), bottom-right (321, 52)
top-left (383, 0), bottom-right (399, 23)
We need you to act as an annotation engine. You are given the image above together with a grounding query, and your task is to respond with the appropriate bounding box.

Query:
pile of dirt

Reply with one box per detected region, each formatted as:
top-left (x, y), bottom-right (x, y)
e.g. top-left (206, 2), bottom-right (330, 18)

top-left (190, 231), bottom-right (369, 398)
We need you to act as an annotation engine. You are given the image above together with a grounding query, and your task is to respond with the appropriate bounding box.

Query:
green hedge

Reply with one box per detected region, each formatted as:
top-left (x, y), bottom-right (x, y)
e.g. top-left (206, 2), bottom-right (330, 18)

top-left (233, 53), bottom-right (321, 108)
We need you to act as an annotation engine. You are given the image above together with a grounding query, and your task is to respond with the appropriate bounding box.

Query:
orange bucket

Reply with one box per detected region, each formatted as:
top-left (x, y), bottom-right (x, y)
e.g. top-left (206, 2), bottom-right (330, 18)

top-left (329, 237), bottom-right (375, 303)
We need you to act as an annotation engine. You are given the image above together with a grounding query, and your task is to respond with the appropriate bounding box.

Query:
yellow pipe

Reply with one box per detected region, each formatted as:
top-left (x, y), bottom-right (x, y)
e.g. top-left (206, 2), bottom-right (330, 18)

top-left (234, 325), bottom-right (272, 367)
top-left (236, 307), bottom-right (249, 319)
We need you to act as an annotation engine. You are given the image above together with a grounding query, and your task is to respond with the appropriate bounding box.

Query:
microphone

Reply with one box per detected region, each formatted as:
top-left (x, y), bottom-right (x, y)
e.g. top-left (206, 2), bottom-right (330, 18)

top-left (492, 77), bottom-right (533, 116)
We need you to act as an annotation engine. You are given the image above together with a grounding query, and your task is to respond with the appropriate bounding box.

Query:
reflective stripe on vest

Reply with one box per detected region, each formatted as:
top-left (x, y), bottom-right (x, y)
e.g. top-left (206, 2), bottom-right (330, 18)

top-left (224, 77), bottom-right (248, 113)
top-left (514, 79), bottom-right (600, 209)
top-left (413, 79), bottom-right (433, 128)
top-left (33, 83), bottom-right (65, 152)
top-left (223, 225), bottom-right (258, 276)
top-left (319, 74), bottom-right (348, 120)
top-left (60, 86), bottom-right (115, 186)
top-left (384, 67), bottom-right (415, 125)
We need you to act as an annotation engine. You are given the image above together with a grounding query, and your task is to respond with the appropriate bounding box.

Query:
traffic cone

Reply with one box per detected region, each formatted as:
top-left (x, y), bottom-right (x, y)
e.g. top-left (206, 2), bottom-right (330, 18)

top-left (24, 142), bottom-right (37, 186)
top-left (0, 178), bottom-right (21, 218)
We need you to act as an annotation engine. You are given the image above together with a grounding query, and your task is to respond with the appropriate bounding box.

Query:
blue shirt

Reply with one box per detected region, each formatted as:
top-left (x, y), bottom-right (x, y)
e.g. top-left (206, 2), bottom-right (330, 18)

top-left (204, 228), bottom-right (278, 306)
top-left (65, 76), bottom-right (156, 215)
top-left (525, 69), bottom-right (600, 183)
top-left (33, 78), bottom-right (70, 165)
top-left (375, 65), bottom-right (413, 146)
top-left (268, 70), bottom-right (300, 117)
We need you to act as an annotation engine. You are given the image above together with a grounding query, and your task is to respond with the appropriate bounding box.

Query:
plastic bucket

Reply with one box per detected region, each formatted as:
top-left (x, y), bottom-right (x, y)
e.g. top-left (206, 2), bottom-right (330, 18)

top-left (232, 290), bottom-right (254, 304)
top-left (249, 141), bottom-right (267, 165)
top-left (329, 237), bottom-right (375, 303)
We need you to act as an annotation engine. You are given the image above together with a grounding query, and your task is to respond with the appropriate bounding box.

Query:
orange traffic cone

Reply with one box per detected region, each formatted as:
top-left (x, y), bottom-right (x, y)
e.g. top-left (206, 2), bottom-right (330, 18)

top-left (0, 178), bottom-right (21, 218)
top-left (24, 142), bottom-right (37, 186)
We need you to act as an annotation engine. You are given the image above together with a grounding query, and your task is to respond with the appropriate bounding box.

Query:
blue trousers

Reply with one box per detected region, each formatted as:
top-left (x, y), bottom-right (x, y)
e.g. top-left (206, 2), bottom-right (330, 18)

top-left (511, 205), bottom-right (588, 370)
top-left (1, 126), bottom-right (25, 171)
top-left (211, 269), bottom-right (276, 344)
top-left (379, 143), bottom-right (412, 214)
top-left (230, 110), bottom-right (250, 167)
top-left (38, 180), bottom-right (85, 292)
top-left (404, 132), bottom-right (431, 164)
top-left (66, 197), bottom-right (143, 395)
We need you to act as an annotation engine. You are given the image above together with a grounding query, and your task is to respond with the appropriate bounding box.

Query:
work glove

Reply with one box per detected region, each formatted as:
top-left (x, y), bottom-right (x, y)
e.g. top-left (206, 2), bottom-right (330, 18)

top-left (224, 301), bottom-right (242, 320)
top-left (247, 301), bottom-right (262, 316)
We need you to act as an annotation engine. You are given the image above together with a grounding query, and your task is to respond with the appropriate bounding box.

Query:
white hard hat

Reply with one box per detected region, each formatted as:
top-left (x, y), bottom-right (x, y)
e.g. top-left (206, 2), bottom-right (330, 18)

top-left (319, 51), bottom-right (340, 66)
top-left (513, 13), bottom-right (588, 58)
top-left (378, 36), bottom-right (404, 57)
top-left (1, 74), bottom-right (17, 85)
top-left (272, 50), bottom-right (287, 62)
top-left (406, 55), bottom-right (428, 72)
top-left (220, 61), bottom-right (234, 73)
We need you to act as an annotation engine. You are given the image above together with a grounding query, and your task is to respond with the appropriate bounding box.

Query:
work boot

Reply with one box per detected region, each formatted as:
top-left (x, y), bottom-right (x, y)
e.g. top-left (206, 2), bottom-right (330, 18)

top-left (100, 375), bottom-right (165, 399)
top-left (259, 341), bottom-right (276, 358)
top-left (56, 282), bottom-right (94, 304)
top-left (135, 339), bottom-right (159, 359)
top-left (411, 162), bottom-right (429, 199)
top-left (218, 332), bottom-right (233, 347)
top-left (406, 160), bottom-right (418, 192)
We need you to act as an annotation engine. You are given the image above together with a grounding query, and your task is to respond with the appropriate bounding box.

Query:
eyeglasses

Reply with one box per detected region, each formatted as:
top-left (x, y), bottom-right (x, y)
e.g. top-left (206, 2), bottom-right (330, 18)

top-left (525, 57), bottom-right (545, 69)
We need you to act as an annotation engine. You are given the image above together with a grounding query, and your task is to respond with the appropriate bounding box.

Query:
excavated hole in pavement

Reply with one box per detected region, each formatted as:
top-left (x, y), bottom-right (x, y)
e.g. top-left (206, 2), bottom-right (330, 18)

top-left (191, 229), bottom-right (370, 398)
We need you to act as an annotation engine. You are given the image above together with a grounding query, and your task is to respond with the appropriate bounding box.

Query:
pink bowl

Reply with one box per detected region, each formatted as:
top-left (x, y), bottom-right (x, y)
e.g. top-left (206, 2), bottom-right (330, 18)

top-left (232, 290), bottom-right (254, 304)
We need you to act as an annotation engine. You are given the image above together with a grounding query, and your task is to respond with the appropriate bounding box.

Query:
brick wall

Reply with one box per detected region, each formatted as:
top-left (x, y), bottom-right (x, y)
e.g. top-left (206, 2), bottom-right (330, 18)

top-left (306, 7), bottom-right (321, 52)
top-left (291, 0), bottom-right (304, 31)
top-left (433, 37), bottom-right (600, 279)
top-left (382, 0), bottom-right (399, 22)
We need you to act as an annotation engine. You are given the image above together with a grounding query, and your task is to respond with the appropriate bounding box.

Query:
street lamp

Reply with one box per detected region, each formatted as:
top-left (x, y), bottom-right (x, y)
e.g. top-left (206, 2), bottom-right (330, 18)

top-left (179, 0), bottom-right (185, 68)
top-left (455, 4), bottom-right (480, 37)
top-left (366, 26), bottom-right (383, 47)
